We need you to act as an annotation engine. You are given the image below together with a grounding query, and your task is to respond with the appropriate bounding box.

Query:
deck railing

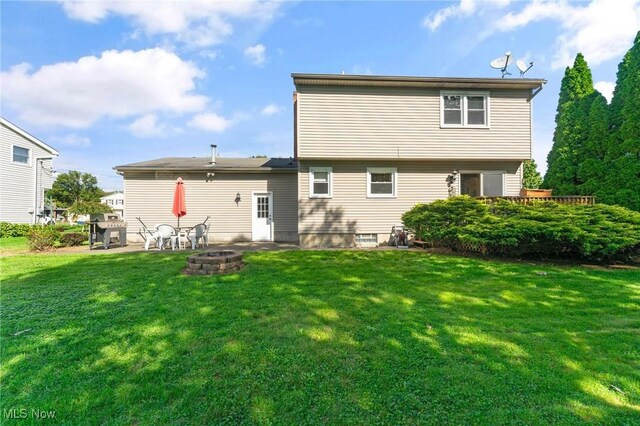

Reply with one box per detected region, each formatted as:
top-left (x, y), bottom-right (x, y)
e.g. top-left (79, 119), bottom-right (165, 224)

top-left (477, 196), bottom-right (596, 205)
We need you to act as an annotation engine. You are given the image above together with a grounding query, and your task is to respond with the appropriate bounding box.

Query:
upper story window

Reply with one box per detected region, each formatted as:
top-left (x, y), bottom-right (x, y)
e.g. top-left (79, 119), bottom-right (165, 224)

top-left (367, 167), bottom-right (396, 198)
top-left (309, 167), bottom-right (332, 198)
top-left (441, 92), bottom-right (489, 128)
top-left (12, 146), bottom-right (30, 164)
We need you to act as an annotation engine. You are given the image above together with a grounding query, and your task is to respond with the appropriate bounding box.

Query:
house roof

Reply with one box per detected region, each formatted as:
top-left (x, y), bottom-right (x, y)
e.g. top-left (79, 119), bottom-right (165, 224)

top-left (1, 117), bottom-right (59, 156)
top-left (292, 73), bottom-right (547, 90)
top-left (114, 157), bottom-right (298, 173)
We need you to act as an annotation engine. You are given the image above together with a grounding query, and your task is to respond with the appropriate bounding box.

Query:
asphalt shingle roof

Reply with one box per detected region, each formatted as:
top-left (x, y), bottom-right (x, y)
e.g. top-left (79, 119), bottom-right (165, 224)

top-left (115, 157), bottom-right (297, 172)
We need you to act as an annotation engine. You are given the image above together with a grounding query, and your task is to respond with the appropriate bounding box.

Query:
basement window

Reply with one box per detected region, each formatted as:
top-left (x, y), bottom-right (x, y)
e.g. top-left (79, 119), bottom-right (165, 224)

top-left (355, 234), bottom-right (378, 245)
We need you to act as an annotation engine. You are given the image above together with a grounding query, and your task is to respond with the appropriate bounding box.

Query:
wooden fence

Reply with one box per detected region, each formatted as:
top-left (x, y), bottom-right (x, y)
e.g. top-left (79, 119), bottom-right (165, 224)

top-left (477, 196), bottom-right (596, 205)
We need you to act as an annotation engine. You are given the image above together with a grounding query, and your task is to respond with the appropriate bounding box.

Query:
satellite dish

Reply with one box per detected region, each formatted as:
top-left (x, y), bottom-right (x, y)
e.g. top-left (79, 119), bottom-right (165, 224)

top-left (516, 60), bottom-right (534, 77)
top-left (489, 51), bottom-right (512, 78)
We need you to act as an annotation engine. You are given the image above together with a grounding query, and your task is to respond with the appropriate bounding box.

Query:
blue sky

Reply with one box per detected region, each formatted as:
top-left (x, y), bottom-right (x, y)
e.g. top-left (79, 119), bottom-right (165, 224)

top-left (2, 0), bottom-right (639, 190)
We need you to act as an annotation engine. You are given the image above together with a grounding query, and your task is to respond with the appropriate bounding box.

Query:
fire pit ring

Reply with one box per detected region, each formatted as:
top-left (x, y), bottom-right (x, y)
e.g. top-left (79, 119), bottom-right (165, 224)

top-left (184, 251), bottom-right (244, 275)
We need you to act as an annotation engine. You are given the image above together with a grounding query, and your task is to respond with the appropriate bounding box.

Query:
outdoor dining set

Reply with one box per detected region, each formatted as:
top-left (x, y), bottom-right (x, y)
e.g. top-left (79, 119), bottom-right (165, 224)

top-left (137, 219), bottom-right (210, 251)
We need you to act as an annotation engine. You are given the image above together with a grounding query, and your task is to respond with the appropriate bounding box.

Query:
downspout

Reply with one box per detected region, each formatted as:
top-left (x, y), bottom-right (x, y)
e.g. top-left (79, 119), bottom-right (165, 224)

top-left (33, 156), bottom-right (53, 224)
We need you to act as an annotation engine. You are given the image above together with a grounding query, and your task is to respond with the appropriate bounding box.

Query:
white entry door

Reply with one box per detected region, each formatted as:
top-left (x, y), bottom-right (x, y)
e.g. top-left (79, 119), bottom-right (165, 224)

top-left (252, 192), bottom-right (273, 242)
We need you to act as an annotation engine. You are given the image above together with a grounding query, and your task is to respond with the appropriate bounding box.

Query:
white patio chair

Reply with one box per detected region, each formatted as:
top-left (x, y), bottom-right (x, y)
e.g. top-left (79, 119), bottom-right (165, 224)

top-left (155, 224), bottom-right (179, 250)
top-left (186, 223), bottom-right (209, 249)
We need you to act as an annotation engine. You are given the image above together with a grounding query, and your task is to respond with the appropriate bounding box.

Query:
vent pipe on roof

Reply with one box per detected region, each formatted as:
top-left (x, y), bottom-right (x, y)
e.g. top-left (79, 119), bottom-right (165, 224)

top-left (210, 144), bottom-right (217, 165)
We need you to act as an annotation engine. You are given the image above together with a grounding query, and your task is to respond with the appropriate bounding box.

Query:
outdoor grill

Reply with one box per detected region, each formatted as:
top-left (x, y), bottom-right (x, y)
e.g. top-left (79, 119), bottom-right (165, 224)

top-left (88, 213), bottom-right (127, 250)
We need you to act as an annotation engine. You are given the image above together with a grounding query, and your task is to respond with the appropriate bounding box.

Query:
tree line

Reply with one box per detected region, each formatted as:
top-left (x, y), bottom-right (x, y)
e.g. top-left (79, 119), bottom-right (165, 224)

top-left (543, 31), bottom-right (640, 211)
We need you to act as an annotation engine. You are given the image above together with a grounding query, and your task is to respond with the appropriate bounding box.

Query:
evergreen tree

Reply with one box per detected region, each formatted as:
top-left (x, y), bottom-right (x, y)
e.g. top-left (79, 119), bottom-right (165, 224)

top-left (543, 53), bottom-right (594, 194)
top-left (522, 159), bottom-right (543, 189)
top-left (577, 92), bottom-right (609, 196)
top-left (605, 31), bottom-right (640, 210)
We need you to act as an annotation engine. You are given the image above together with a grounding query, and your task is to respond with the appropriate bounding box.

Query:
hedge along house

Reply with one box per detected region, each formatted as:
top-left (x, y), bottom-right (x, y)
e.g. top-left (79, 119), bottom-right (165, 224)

top-left (116, 73), bottom-right (545, 247)
top-left (115, 147), bottom-right (298, 243)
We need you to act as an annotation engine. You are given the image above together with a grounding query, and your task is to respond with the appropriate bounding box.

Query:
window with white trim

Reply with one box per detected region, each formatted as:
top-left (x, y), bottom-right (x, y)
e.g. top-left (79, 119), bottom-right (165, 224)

top-left (309, 167), bottom-right (332, 198)
top-left (12, 146), bottom-right (30, 164)
top-left (459, 171), bottom-right (504, 197)
top-left (367, 167), bottom-right (396, 198)
top-left (441, 92), bottom-right (489, 127)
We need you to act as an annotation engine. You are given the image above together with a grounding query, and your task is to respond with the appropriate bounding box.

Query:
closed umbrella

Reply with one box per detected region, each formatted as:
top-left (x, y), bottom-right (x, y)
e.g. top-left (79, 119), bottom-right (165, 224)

top-left (172, 177), bottom-right (187, 227)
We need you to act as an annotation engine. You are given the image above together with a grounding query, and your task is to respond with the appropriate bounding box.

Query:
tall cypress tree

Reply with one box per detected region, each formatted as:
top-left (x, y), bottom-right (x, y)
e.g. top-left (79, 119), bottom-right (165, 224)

top-left (605, 31), bottom-right (640, 210)
top-left (543, 53), bottom-right (594, 194)
top-left (577, 92), bottom-right (609, 196)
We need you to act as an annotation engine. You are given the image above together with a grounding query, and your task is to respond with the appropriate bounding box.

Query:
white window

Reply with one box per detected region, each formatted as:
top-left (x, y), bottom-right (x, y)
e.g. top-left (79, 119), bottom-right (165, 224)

top-left (12, 146), bottom-right (30, 164)
top-left (309, 167), bottom-right (333, 198)
top-left (459, 171), bottom-right (504, 197)
top-left (367, 167), bottom-right (397, 198)
top-left (440, 92), bottom-right (489, 128)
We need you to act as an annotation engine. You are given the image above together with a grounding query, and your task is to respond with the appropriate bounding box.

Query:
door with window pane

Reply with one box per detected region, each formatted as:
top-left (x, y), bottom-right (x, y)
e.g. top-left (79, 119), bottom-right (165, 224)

top-left (252, 192), bottom-right (273, 241)
top-left (460, 174), bottom-right (481, 197)
top-left (460, 172), bottom-right (503, 197)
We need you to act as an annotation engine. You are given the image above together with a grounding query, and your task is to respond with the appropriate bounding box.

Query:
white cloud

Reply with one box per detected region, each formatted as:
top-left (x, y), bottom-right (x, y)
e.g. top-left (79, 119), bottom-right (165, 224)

top-left (244, 44), bottom-right (267, 66)
top-left (199, 49), bottom-right (220, 60)
top-left (60, 0), bottom-right (282, 47)
top-left (423, 0), bottom-right (510, 31)
top-left (187, 112), bottom-right (233, 133)
top-left (50, 133), bottom-right (91, 147)
top-left (594, 81), bottom-right (616, 103)
top-left (261, 103), bottom-right (281, 116)
top-left (127, 113), bottom-right (168, 138)
top-left (497, 0), bottom-right (640, 69)
top-left (1, 48), bottom-right (207, 128)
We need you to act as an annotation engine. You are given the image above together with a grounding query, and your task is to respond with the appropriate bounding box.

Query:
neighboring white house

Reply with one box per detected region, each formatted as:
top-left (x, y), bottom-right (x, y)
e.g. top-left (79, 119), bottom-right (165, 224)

top-left (0, 117), bottom-right (59, 224)
top-left (100, 192), bottom-right (125, 217)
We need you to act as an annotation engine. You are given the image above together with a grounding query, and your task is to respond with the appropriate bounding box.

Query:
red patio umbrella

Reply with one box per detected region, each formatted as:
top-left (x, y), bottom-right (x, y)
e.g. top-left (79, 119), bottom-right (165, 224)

top-left (172, 177), bottom-right (187, 227)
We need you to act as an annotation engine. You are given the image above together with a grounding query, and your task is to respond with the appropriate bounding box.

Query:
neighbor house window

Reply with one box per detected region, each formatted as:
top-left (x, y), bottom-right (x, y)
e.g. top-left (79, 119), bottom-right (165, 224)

top-left (309, 167), bottom-right (333, 198)
top-left (441, 92), bottom-right (489, 127)
top-left (12, 146), bottom-right (30, 164)
top-left (460, 171), bottom-right (504, 197)
top-left (367, 167), bottom-right (396, 198)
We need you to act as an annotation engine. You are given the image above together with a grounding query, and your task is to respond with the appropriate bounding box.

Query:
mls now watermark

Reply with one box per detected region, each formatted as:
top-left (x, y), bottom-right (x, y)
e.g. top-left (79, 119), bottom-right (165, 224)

top-left (3, 408), bottom-right (56, 420)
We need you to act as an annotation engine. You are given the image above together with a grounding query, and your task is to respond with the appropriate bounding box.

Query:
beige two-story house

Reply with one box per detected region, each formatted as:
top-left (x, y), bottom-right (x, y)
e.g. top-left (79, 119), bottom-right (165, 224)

top-left (116, 73), bottom-right (545, 247)
top-left (293, 74), bottom-right (545, 247)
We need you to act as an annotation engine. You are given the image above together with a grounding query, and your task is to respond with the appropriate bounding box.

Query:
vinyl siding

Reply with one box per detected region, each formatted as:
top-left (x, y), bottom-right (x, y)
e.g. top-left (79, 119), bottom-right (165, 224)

top-left (296, 86), bottom-right (532, 160)
top-left (0, 123), bottom-right (55, 224)
top-left (299, 160), bottom-right (522, 246)
top-left (124, 171), bottom-right (298, 242)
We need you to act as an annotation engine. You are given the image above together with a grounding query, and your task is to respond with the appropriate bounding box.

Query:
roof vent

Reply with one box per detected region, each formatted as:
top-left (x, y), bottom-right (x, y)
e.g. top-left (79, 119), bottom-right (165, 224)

top-left (210, 144), bottom-right (217, 165)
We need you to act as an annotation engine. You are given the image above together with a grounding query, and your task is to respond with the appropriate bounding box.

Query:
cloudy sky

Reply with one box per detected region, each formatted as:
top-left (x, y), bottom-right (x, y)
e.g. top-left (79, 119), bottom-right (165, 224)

top-left (2, 0), bottom-right (639, 190)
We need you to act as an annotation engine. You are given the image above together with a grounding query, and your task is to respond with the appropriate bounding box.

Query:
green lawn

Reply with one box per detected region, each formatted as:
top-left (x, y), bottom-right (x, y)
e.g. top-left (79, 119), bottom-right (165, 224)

top-left (0, 237), bottom-right (28, 255)
top-left (1, 250), bottom-right (639, 424)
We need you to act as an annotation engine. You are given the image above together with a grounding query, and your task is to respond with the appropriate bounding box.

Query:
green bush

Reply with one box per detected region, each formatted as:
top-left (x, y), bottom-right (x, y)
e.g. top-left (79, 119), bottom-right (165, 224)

top-left (26, 227), bottom-right (61, 252)
top-left (0, 222), bottom-right (34, 238)
top-left (59, 232), bottom-right (88, 247)
top-left (402, 196), bottom-right (640, 262)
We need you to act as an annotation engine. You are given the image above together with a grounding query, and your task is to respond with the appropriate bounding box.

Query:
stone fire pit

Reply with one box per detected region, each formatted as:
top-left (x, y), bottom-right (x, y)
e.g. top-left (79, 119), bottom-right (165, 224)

top-left (184, 251), bottom-right (244, 275)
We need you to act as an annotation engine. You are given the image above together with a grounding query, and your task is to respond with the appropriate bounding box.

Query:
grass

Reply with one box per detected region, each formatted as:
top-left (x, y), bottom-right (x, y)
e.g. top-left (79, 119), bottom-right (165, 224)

top-left (1, 250), bottom-right (639, 424)
top-left (0, 237), bottom-right (28, 255)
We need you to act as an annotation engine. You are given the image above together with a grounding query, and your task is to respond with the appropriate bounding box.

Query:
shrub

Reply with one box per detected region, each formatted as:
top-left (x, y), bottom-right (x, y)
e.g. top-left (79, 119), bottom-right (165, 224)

top-left (402, 196), bottom-right (640, 262)
top-left (0, 222), bottom-right (34, 238)
top-left (59, 232), bottom-right (88, 247)
top-left (26, 227), bottom-right (61, 252)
